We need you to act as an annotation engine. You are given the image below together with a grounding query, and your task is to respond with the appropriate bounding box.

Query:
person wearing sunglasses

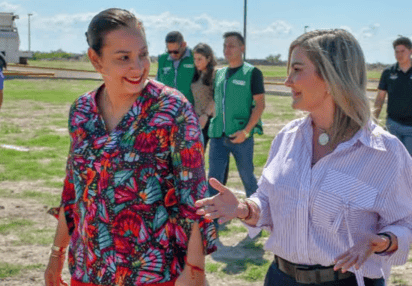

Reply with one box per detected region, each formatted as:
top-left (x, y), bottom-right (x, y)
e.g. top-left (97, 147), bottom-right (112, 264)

top-left (156, 31), bottom-right (195, 105)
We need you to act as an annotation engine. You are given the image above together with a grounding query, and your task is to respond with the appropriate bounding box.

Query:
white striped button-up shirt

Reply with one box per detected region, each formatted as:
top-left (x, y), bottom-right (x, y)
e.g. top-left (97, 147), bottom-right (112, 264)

top-left (248, 116), bottom-right (412, 280)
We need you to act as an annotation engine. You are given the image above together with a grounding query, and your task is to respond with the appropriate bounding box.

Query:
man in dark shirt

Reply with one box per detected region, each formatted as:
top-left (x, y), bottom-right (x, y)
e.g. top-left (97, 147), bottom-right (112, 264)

top-left (374, 36), bottom-right (412, 156)
top-left (208, 31), bottom-right (265, 198)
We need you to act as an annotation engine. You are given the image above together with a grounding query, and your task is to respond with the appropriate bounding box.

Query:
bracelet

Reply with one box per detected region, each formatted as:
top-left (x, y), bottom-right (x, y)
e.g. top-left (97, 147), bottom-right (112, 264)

top-left (242, 130), bottom-right (250, 138)
top-left (184, 257), bottom-right (204, 279)
top-left (239, 199), bottom-right (253, 221)
top-left (375, 233), bottom-right (392, 254)
top-left (51, 245), bottom-right (67, 254)
top-left (50, 252), bottom-right (65, 258)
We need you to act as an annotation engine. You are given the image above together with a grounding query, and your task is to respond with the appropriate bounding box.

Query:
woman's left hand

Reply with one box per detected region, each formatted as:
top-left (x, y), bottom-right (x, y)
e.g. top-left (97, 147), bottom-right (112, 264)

top-left (334, 233), bottom-right (389, 272)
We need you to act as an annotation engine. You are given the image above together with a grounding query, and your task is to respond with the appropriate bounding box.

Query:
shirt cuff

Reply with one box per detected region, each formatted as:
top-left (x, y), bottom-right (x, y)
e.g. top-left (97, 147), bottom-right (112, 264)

top-left (377, 225), bottom-right (412, 265)
top-left (242, 197), bottom-right (266, 238)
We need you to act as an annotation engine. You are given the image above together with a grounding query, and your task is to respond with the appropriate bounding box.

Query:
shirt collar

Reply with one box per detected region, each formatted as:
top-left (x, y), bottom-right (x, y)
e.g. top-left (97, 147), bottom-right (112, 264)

top-left (395, 62), bottom-right (412, 74)
top-left (356, 120), bottom-right (387, 151)
top-left (297, 117), bottom-right (386, 152)
top-left (88, 84), bottom-right (104, 113)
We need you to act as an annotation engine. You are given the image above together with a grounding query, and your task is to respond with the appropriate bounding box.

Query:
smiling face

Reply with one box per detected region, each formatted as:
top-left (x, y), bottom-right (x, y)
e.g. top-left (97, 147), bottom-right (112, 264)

top-left (193, 52), bottom-right (209, 72)
top-left (285, 46), bottom-right (333, 114)
top-left (89, 25), bottom-right (150, 97)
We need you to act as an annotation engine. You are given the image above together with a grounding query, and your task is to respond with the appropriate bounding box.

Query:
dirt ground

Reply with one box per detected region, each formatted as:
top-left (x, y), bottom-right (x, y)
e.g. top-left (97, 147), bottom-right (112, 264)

top-left (1, 185), bottom-right (411, 286)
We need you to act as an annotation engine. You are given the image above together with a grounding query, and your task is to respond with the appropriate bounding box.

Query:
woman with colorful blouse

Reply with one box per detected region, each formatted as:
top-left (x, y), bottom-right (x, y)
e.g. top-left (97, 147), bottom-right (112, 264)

top-left (44, 8), bottom-right (216, 286)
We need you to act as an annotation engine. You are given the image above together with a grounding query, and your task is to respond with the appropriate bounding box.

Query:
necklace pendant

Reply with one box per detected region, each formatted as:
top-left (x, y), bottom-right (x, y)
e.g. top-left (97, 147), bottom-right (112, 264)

top-left (318, 133), bottom-right (330, 146)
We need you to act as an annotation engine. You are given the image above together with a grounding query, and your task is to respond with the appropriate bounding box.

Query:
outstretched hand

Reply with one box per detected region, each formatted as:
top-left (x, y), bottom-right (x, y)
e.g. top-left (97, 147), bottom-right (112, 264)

top-left (195, 178), bottom-right (240, 224)
top-left (334, 233), bottom-right (390, 273)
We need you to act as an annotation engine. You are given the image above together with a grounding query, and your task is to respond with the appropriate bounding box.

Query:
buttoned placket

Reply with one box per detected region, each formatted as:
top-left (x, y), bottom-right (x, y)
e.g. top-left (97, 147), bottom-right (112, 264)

top-left (307, 129), bottom-right (366, 286)
top-left (295, 125), bottom-right (314, 262)
top-left (296, 155), bottom-right (312, 262)
top-left (296, 122), bottom-right (345, 263)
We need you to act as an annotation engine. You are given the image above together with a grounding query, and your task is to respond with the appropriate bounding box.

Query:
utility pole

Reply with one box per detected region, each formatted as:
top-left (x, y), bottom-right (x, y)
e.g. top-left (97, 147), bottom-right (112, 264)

top-left (28, 13), bottom-right (33, 51)
top-left (243, 0), bottom-right (247, 60)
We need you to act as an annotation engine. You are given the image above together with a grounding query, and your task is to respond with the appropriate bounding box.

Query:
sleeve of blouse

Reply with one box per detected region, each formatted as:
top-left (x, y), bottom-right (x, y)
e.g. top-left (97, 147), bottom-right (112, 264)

top-left (376, 152), bottom-right (412, 265)
top-left (60, 105), bottom-right (77, 235)
top-left (170, 97), bottom-right (217, 255)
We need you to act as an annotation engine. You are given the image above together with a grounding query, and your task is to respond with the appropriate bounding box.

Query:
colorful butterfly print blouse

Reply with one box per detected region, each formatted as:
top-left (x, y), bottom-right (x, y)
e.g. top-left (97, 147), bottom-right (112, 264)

top-left (61, 80), bottom-right (217, 286)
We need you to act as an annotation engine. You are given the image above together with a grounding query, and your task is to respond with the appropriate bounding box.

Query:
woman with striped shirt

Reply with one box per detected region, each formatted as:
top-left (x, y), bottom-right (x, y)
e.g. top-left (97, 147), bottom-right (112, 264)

top-left (196, 29), bottom-right (412, 286)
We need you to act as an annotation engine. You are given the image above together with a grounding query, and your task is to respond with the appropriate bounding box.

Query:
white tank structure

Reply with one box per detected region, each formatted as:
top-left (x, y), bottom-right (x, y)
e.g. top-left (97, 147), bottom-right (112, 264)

top-left (0, 12), bottom-right (32, 67)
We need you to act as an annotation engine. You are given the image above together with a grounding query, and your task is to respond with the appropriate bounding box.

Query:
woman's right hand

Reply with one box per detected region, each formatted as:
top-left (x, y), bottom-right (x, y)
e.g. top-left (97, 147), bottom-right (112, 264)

top-left (44, 254), bottom-right (68, 286)
top-left (195, 178), bottom-right (240, 224)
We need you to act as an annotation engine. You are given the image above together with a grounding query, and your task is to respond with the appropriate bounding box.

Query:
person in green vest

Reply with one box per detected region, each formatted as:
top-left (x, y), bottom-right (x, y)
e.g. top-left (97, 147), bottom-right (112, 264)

top-left (208, 31), bottom-right (265, 198)
top-left (156, 31), bottom-right (195, 104)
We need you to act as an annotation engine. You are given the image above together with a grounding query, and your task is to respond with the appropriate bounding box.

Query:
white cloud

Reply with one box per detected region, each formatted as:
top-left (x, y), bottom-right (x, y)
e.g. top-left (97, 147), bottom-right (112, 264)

top-left (132, 11), bottom-right (240, 36)
top-left (33, 12), bottom-right (95, 32)
top-left (136, 11), bottom-right (201, 33)
top-left (360, 23), bottom-right (380, 38)
top-left (193, 14), bottom-right (240, 35)
top-left (0, 1), bottom-right (20, 12)
top-left (250, 20), bottom-right (293, 38)
top-left (19, 12), bottom-right (96, 52)
top-left (339, 26), bottom-right (354, 34)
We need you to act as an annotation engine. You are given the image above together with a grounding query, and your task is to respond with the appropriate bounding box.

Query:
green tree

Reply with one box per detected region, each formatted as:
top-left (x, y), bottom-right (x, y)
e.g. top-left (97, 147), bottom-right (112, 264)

top-left (266, 54), bottom-right (281, 64)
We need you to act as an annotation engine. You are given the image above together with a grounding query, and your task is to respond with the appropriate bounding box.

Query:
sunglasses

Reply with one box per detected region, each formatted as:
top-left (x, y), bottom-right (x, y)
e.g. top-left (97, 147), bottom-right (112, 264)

top-left (167, 50), bottom-right (180, 55)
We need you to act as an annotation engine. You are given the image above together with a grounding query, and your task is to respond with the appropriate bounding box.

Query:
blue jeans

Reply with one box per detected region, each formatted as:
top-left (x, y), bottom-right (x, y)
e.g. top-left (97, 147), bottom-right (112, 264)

top-left (386, 118), bottom-right (412, 156)
top-left (208, 136), bottom-right (258, 198)
top-left (264, 262), bottom-right (385, 286)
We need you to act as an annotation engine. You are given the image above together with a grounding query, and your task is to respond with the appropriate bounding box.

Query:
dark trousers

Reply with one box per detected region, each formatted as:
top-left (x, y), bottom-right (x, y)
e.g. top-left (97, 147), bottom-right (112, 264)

top-left (201, 120), bottom-right (210, 150)
top-left (208, 136), bottom-right (258, 198)
top-left (264, 262), bottom-right (385, 286)
top-left (202, 120), bottom-right (228, 186)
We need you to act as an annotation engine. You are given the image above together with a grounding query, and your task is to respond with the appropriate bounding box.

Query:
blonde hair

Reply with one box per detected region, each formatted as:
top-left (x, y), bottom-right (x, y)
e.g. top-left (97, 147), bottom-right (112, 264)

top-left (288, 29), bottom-right (370, 146)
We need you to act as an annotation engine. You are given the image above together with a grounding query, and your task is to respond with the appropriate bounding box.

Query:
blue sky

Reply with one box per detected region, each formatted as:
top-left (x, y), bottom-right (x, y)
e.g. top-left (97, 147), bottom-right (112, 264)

top-left (1, 0), bottom-right (410, 64)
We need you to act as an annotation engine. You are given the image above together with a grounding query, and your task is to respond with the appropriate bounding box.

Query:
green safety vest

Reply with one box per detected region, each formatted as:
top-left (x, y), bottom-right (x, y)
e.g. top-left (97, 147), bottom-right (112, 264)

top-left (208, 62), bottom-right (263, 138)
top-left (156, 51), bottom-right (195, 104)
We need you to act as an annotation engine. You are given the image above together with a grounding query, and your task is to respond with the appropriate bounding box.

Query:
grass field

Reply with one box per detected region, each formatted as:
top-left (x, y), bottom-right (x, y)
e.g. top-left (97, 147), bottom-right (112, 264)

top-left (27, 60), bottom-right (159, 77)
top-left (1, 78), bottom-right (410, 286)
top-left (26, 60), bottom-right (383, 80)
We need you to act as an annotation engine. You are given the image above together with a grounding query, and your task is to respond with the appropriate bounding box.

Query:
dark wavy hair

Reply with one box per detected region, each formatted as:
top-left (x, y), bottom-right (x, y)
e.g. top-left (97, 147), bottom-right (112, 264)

top-left (393, 36), bottom-right (412, 49)
top-left (192, 43), bottom-right (217, 86)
